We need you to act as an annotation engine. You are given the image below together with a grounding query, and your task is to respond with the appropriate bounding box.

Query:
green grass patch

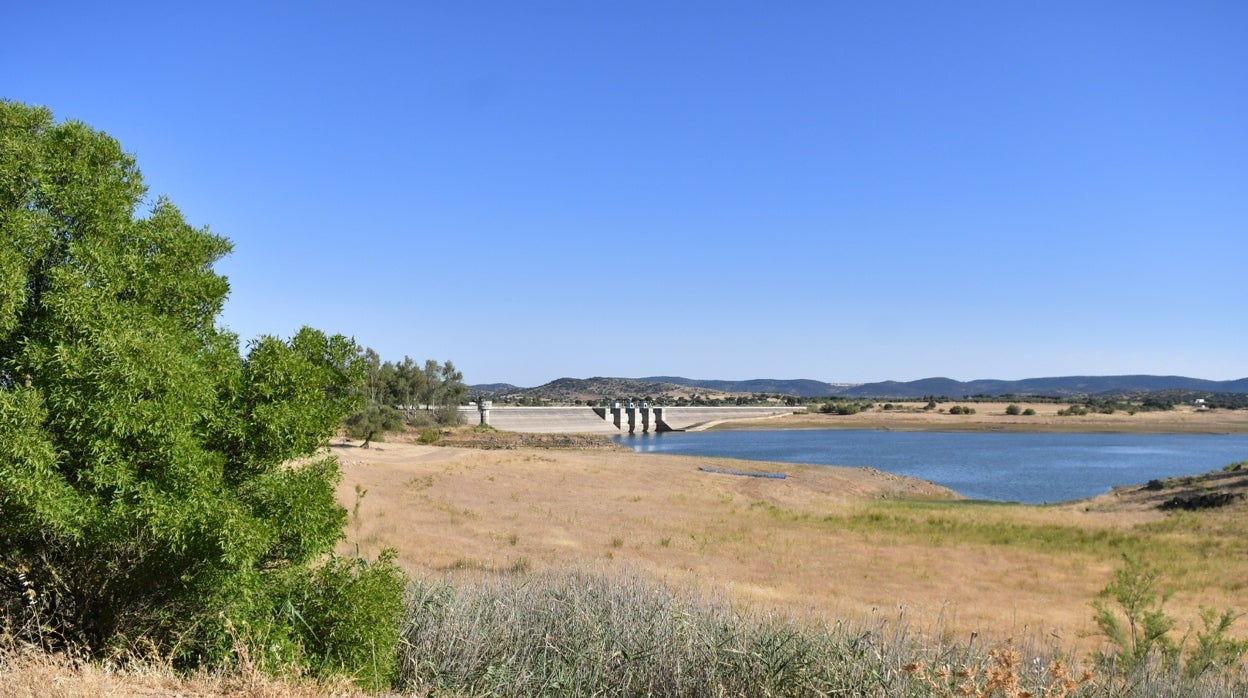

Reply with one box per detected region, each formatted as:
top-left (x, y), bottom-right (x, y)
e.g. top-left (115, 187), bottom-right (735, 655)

top-left (739, 497), bottom-right (1248, 595)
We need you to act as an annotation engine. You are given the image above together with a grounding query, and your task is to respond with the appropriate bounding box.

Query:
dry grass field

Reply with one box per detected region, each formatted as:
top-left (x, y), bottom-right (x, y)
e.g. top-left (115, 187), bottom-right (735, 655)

top-left (333, 408), bottom-right (1248, 657)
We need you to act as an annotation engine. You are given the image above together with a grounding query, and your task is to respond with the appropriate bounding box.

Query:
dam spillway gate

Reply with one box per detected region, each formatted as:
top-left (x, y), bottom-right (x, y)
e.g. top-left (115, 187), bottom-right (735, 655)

top-left (594, 402), bottom-right (670, 434)
top-left (465, 403), bottom-right (802, 434)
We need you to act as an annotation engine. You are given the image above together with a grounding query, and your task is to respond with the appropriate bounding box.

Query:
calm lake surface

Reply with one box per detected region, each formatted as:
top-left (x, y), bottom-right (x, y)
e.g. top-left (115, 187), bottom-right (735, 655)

top-left (613, 430), bottom-right (1248, 503)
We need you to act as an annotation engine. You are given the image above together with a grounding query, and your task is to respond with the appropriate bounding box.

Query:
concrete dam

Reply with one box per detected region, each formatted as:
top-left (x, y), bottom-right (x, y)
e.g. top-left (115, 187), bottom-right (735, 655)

top-left (457, 403), bottom-right (803, 434)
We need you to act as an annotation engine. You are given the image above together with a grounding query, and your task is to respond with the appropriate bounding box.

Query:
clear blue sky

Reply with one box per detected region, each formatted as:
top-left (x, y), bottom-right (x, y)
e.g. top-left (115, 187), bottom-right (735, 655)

top-left (6, 2), bottom-right (1246, 386)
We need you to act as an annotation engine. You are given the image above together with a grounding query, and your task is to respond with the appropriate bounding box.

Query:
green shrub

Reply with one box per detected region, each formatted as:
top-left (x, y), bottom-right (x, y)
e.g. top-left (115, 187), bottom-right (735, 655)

top-left (1023, 408), bottom-right (1037, 416)
top-left (1005, 403), bottom-right (1022, 415)
top-left (433, 402), bottom-right (463, 426)
top-left (1091, 556), bottom-right (1247, 682)
top-left (0, 101), bottom-right (405, 683)
top-left (418, 427), bottom-right (442, 444)
top-left (344, 402), bottom-right (404, 440)
top-left (286, 551), bottom-right (407, 690)
top-left (1185, 607), bottom-right (1248, 678)
top-left (819, 402), bottom-right (861, 415)
top-left (1092, 555), bottom-right (1177, 673)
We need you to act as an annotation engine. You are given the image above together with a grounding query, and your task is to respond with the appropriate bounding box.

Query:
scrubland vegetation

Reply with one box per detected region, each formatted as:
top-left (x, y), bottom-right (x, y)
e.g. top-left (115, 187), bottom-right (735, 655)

top-left (5, 101), bottom-right (1246, 696)
top-left (5, 558), bottom-right (1247, 696)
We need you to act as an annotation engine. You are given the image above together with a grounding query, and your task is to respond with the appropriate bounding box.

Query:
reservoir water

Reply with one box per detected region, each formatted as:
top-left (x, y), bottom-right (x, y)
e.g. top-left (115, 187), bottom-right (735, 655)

top-left (613, 430), bottom-right (1248, 503)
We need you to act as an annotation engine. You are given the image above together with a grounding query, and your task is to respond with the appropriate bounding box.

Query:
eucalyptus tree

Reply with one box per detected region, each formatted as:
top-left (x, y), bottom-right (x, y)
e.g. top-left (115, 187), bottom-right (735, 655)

top-left (0, 101), bottom-right (403, 685)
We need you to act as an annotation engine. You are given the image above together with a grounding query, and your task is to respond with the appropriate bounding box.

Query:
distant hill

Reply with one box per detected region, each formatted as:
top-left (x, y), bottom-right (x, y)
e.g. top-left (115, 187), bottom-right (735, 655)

top-left (467, 383), bottom-right (520, 395)
top-left (470, 377), bottom-right (714, 403)
top-left (469, 376), bottom-right (857, 401)
top-left (640, 376), bottom-right (855, 397)
top-left (469, 374), bottom-right (1248, 403)
top-left (841, 375), bottom-right (1248, 399)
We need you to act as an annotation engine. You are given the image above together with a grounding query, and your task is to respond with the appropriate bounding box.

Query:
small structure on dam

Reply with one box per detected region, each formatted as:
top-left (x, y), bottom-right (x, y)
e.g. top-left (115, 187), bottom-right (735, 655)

top-left (598, 402), bottom-right (669, 433)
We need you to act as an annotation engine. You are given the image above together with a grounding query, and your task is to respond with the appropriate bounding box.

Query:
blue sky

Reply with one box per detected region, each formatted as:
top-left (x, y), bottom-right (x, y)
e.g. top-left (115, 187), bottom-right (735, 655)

top-left (6, 2), bottom-right (1245, 386)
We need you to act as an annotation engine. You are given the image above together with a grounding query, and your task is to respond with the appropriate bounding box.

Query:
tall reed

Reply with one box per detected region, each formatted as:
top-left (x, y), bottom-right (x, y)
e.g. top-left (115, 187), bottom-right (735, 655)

top-left (394, 565), bottom-right (1247, 697)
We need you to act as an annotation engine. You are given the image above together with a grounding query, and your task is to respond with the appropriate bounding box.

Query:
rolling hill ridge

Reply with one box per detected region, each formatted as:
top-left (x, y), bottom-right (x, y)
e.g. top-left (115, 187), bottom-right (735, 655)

top-left (470, 374), bottom-right (1248, 402)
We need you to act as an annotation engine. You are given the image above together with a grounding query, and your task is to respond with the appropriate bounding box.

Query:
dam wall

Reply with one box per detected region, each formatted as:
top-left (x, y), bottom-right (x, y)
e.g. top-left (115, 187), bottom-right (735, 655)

top-left (456, 406), bottom-right (622, 434)
top-left (458, 405), bottom-right (802, 434)
top-left (651, 406), bottom-right (801, 431)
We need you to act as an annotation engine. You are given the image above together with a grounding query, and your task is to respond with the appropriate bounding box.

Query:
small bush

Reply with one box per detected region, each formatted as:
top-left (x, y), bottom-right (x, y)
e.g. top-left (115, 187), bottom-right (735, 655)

top-left (1092, 555), bottom-right (1177, 673)
top-left (1186, 607), bottom-right (1248, 678)
top-left (1091, 556), bottom-right (1248, 683)
top-left (1022, 408), bottom-right (1037, 416)
top-left (948, 405), bottom-right (976, 415)
top-left (418, 427), bottom-right (441, 444)
top-left (1160, 492), bottom-right (1243, 511)
top-left (344, 403), bottom-right (404, 439)
top-left (406, 410), bottom-right (437, 427)
top-left (1005, 403), bottom-right (1022, 415)
top-left (283, 551), bottom-right (407, 690)
top-left (434, 403), bottom-right (463, 427)
top-left (819, 402), bottom-right (861, 415)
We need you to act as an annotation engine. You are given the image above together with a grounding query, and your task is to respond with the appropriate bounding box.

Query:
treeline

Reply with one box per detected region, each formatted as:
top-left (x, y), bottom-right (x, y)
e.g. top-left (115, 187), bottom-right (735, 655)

top-left (344, 350), bottom-right (468, 441)
top-left (582, 393), bottom-right (1243, 410)
top-left (1134, 390), bottom-right (1248, 410)
top-left (909, 392), bottom-right (1245, 411)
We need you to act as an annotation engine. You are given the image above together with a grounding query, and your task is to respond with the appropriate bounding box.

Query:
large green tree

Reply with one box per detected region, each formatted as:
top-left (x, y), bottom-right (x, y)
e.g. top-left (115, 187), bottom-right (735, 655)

top-left (0, 102), bottom-right (403, 685)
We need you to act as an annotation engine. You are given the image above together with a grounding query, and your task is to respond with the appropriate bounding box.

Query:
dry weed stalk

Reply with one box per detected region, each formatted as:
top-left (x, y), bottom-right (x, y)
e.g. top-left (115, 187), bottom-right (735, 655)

top-left (0, 620), bottom-right (369, 698)
top-left (903, 638), bottom-right (1094, 698)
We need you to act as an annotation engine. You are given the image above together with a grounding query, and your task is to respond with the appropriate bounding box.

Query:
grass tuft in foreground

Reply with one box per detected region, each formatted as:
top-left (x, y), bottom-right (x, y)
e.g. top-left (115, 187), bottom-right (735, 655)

top-left (394, 565), bottom-right (1248, 697)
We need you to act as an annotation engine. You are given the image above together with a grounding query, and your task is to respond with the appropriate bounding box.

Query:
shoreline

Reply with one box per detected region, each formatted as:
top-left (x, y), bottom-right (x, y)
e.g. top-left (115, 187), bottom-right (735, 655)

top-left (705, 401), bottom-right (1248, 435)
top-left (332, 436), bottom-right (1248, 655)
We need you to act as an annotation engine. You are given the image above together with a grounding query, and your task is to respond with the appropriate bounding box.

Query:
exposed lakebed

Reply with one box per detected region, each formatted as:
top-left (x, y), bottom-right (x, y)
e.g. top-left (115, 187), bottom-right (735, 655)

top-left (614, 429), bottom-right (1248, 503)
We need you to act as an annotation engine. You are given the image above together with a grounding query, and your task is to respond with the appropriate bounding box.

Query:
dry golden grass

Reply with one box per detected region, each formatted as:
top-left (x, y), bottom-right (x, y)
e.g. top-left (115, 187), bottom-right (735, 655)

top-left (0, 643), bottom-right (365, 698)
top-left (332, 432), bottom-right (1248, 656)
